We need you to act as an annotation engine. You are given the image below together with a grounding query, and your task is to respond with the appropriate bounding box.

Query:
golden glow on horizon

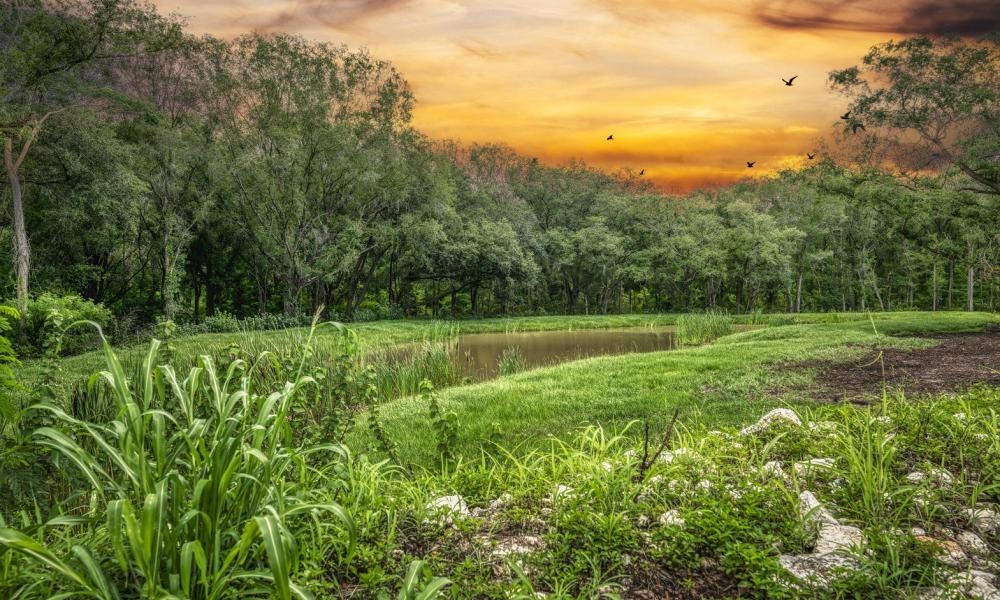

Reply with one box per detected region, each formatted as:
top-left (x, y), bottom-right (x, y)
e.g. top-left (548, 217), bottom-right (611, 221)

top-left (154, 0), bottom-right (995, 192)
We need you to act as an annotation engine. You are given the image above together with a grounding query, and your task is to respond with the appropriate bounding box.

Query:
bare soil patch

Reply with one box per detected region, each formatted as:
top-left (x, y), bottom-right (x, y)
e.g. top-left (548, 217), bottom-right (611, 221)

top-left (792, 326), bottom-right (1000, 403)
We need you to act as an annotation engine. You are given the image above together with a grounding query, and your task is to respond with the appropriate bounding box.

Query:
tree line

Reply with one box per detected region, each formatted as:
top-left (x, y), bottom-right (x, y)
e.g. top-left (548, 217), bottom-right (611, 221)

top-left (2, 1), bottom-right (997, 325)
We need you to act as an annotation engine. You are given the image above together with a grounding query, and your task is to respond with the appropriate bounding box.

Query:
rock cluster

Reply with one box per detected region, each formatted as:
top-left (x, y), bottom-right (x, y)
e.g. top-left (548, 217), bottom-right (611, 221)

top-left (739, 409), bottom-right (1000, 598)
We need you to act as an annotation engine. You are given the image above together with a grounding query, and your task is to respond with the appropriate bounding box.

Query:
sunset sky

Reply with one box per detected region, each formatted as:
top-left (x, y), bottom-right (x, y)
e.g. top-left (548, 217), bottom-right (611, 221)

top-left (153, 0), bottom-right (999, 192)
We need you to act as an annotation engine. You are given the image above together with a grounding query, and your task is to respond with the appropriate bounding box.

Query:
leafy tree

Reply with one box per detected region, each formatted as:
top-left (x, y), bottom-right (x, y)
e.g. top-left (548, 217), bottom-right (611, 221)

top-left (829, 36), bottom-right (999, 199)
top-left (0, 0), bottom-right (180, 310)
top-left (208, 34), bottom-right (413, 316)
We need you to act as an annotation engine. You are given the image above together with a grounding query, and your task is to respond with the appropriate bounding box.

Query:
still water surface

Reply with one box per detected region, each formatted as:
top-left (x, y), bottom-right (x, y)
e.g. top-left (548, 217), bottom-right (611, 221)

top-left (450, 328), bottom-right (676, 381)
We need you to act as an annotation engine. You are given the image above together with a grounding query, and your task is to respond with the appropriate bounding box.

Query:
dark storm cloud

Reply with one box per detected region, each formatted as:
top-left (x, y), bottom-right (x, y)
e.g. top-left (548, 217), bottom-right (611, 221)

top-left (755, 0), bottom-right (1000, 35)
top-left (259, 0), bottom-right (409, 32)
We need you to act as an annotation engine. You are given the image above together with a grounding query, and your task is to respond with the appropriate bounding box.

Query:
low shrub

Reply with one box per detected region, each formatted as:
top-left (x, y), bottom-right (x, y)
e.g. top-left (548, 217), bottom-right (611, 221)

top-left (9, 293), bottom-right (112, 357)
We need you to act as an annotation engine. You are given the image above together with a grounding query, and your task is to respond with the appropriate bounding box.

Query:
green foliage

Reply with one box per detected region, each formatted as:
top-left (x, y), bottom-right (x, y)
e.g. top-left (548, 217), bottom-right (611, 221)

top-left (497, 345), bottom-right (527, 376)
top-left (0, 327), bottom-right (359, 598)
top-left (152, 317), bottom-right (177, 363)
top-left (181, 312), bottom-right (318, 335)
top-left (676, 310), bottom-right (733, 345)
top-left (397, 560), bottom-right (451, 600)
top-left (0, 305), bottom-right (22, 432)
top-left (424, 380), bottom-right (458, 468)
top-left (3, 314), bottom-right (1000, 597)
top-left (829, 36), bottom-right (999, 199)
top-left (11, 293), bottom-right (112, 357)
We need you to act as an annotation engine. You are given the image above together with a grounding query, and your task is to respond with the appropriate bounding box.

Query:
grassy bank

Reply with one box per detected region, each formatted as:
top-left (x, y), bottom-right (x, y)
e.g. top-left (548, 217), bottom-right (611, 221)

top-left (349, 312), bottom-right (999, 467)
top-left (19, 314), bottom-right (682, 389)
top-left (19, 310), bottom-right (981, 394)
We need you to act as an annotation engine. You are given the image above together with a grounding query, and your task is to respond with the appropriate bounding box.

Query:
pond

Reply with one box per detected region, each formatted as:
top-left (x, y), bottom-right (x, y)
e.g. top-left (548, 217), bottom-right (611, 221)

top-left (451, 328), bottom-right (677, 381)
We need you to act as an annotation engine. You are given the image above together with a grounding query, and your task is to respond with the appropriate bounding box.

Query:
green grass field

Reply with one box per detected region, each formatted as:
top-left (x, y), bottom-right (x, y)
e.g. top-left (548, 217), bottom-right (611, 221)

top-left (348, 312), bottom-right (999, 466)
top-left (24, 310), bottom-right (982, 390)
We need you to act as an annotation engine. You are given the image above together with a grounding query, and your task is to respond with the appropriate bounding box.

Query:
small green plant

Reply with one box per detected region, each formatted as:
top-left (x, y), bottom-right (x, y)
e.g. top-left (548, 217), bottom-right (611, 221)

top-left (153, 317), bottom-right (178, 363)
top-left (397, 560), bottom-right (451, 600)
top-left (497, 345), bottom-right (527, 376)
top-left (424, 380), bottom-right (458, 467)
top-left (0, 306), bottom-right (22, 433)
top-left (366, 364), bottom-right (401, 464)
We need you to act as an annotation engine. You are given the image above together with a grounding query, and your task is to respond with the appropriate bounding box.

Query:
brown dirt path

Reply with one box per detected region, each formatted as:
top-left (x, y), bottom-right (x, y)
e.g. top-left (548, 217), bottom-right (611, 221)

top-left (793, 325), bottom-right (1000, 403)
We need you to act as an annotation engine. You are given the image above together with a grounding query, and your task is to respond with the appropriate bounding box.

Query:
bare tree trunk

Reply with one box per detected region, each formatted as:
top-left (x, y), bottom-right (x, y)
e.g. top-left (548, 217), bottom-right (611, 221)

top-left (795, 271), bottom-right (803, 314)
top-left (931, 262), bottom-right (937, 311)
top-left (947, 261), bottom-right (954, 310)
top-left (161, 218), bottom-right (173, 318)
top-left (967, 265), bottom-right (975, 312)
top-left (193, 280), bottom-right (201, 321)
top-left (4, 141), bottom-right (30, 313)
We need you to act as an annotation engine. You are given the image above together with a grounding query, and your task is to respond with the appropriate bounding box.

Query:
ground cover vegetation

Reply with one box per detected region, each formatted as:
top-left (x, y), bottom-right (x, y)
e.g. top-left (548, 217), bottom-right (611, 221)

top-left (0, 314), bottom-right (998, 598)
top-left (1, 0), bottom-right (1000, 597)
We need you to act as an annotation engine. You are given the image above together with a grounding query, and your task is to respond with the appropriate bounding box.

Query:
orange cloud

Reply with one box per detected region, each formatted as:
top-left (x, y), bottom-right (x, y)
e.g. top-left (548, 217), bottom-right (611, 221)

top-left (153, 0), bottom-right (996, 192)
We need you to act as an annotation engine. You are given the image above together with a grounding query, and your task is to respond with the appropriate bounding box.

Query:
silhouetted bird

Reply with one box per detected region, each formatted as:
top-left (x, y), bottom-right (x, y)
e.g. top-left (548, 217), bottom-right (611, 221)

top-left (807, 153), bottom-right (816, 160)
top-left (607, 134), bottom-right (614, 141)
top-left (852, 122), bottom-right (866, 134)
top-left (782, 75), bottom-right (798, 86)
top-left (747, 161), bottom-right (755, 168)
top-left (639, 169), bottom-right (645, 175)
top-left (841, 111), bottom-right (851, 120)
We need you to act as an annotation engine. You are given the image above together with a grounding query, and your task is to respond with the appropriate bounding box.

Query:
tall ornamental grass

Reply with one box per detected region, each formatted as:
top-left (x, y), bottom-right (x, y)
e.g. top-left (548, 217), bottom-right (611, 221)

top-left (0, 325), bottom-right (357, 599)
top-left (675, 310), bottom-right (733, 345)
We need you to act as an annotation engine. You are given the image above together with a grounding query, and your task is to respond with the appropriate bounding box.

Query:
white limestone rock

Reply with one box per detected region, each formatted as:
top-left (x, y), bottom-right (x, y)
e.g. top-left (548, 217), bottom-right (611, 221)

top-left (763, 461), bottom-right (788, 480)
top-left (965, 507), bottom-right (1000, 534)
top-left (914, 536), bottom-right (968, 568)
top-left (779, 553), bottom-right (857, 588)
top-left (956, 530), bottom-right (991, 559)
top-left (741, 408), bottom-right (802, 435)
top-left (658, 509), bottom-right (685, 527)
top-left (799, 491), bottom-right (839, 526)
top-left (948, 569), bottom-right (1000, 600)
top-left (492, 535), bottom-right (546, 557)
top-left (799, 491), bottom-right (838, 525)
top-left (813, 524), bottom-right (865, 555)
top-left (424, 495), bottom-right (470, 525)
top-left (793, 458), bottom-right (836, 478)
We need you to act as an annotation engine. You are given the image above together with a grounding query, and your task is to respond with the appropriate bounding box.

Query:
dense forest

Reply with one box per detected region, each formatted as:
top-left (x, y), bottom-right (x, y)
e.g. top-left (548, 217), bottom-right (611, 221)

top-left (2, 0), bottom-right (998, 329)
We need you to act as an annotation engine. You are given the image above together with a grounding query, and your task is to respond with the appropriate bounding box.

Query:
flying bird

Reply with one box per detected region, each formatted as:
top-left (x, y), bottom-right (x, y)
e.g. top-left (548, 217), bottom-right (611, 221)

top-left (852, 122), bottom-right (866, 134)
top-left (841, 111), bottom-right (851, 120)
top-left (606, 134), bottom-right (614, 141)
top-left (746, 161), bottom-right (755, 168)
top-left (807, 153), bottom-right (816, 160)
top-left (639, 169), bottom-right (645, 175)
top-left (782, 75), bottom-right (797, 86)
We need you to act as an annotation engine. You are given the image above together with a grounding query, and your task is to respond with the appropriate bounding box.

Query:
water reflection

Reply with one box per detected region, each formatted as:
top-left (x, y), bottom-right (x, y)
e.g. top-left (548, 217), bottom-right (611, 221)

top-left (449, 328), bottom-right (676, 381)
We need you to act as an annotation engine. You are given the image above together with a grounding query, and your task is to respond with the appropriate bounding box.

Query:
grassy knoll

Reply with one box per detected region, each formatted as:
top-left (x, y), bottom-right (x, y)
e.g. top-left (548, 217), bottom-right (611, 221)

top-left (350, 312), bottom-right (999, 467)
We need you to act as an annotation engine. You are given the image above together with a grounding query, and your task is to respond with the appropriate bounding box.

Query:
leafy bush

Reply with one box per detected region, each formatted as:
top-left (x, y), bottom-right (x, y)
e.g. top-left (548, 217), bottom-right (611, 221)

top-left (11, 293), bottom-right (112, 357)
top-left (352, 303), bottom-right (405, 323)
top-left (180, 311), bottom-right (318, 335)
top-left (0, 305), bottom-right (21, 433)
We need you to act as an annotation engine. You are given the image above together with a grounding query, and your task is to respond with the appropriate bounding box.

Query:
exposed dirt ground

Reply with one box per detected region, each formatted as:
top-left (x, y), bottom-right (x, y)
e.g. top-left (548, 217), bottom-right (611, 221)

top-left (791, 326), bottom-right (1000, 403)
